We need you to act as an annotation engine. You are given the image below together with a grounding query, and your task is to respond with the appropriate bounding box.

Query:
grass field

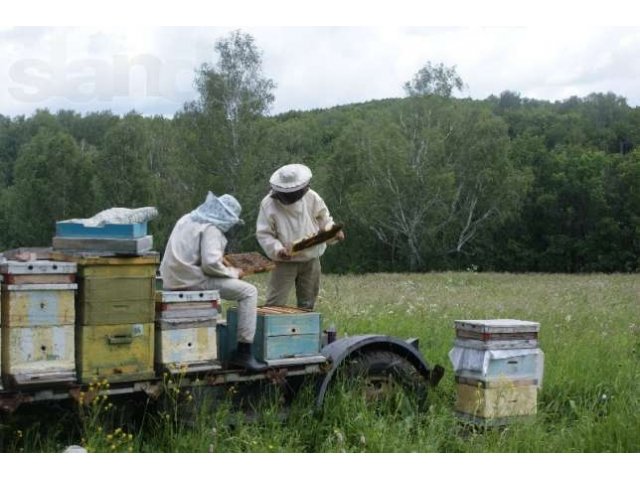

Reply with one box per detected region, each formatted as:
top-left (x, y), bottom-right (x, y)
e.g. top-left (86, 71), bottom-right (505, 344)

top-left (1, 272), bottom-right (639, 453)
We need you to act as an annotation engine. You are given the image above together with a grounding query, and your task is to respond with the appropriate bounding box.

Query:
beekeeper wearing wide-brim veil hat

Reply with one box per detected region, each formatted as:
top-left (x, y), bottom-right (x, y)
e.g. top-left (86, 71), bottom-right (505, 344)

top-left (161, 191), bottom-right (266, 372)
top-left (256, 163), bottom-right (345, 310)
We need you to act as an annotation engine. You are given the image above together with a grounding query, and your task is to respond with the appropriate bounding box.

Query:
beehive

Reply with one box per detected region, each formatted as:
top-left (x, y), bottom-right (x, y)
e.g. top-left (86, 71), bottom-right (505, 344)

top-left (454, 376), bottom-right (538, 422)
top-left (0, 260), bottom-right (77, 386)
top-left (52, 253), bottom-right (158, 383)
top-left (450, 319), bottom-right (543, 425)
top-left (155, 290), bottom-right (221, 373)
top-left (221, 306), bottom-right (321, 366)
top-left (76, 322), bottom-right (154, 382)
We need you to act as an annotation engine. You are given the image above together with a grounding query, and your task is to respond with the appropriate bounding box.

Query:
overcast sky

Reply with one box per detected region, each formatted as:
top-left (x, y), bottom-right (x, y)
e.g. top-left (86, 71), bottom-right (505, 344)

top-left (3, 2), bottom-right (640, 118)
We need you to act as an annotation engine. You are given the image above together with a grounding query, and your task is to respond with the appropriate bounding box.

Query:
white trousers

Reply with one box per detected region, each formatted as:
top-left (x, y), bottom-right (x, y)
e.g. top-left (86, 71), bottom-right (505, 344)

top-left (204, 277), bottom-right (257, 343)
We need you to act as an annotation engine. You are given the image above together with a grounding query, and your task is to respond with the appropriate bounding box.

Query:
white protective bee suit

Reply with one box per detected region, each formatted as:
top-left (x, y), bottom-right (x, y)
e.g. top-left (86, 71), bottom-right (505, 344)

top-left (160, 193), bottom-right (257, 344)
top-left (256, 164), bottom-right (337, 309)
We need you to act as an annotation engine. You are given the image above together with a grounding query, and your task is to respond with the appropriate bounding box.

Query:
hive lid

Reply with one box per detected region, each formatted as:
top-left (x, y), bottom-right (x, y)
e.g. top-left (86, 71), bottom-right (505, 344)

top-left (0, 260), bottom-right (77, 275)
top-left (156, 290), bottom-right (220, 303)
top-left (455, 319), bottom-right (540, 333)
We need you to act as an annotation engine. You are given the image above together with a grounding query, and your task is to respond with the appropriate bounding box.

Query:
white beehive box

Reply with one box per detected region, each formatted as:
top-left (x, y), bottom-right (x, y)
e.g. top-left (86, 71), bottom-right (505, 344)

top-left (450, 319), bottom-right (543, 425)
top-left (0, 261), bottom-right (78, 387)
top-left (155, 290), bottom-right (221, 373)
top-left (2, 324), bottom-right (76, 385)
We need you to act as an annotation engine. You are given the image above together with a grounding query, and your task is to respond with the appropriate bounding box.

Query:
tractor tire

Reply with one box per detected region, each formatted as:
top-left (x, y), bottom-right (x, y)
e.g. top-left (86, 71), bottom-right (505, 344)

top-left (341, 349), bottom-right (428, 411)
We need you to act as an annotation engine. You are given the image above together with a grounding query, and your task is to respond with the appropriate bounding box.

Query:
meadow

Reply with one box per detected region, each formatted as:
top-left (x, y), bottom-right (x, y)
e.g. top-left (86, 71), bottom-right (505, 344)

top-left (1, 272), bottom-right (639, 453)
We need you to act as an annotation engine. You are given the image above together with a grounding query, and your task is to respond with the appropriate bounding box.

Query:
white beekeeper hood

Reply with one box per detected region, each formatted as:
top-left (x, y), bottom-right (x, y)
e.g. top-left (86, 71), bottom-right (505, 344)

top-left (269, 164), bottom-right (312, 193)
top-left (190, 192), bottom-right (244, 232)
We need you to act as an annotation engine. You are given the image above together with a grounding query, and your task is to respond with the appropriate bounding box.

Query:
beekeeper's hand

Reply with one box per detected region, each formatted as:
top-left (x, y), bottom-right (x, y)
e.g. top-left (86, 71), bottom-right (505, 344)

top-left (277, 248), bottom-right (292, 260)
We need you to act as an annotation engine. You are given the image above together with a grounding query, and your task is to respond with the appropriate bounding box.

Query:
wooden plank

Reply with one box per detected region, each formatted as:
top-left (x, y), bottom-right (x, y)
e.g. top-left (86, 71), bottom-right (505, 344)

top-left (51, 250), bottom-right (159, 265)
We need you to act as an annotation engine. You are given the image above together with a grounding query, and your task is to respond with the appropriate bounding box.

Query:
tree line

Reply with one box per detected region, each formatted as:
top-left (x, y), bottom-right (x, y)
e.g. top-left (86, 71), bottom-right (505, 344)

top-left (1, 31), bottom-right (639, 273)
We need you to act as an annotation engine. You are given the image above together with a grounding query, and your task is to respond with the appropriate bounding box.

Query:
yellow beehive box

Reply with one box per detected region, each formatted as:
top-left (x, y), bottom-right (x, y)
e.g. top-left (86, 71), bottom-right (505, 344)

top-left (454, 376), bottom-right (538, 421)
top-left (69, 255), bottom-right (158, 326)
top-left (1, 324), bottom-right (76, 386)
top-left (155, 318), bottom-right (218, 373)
top-left (76, 322), bottom-right (155, 383)
top-left (1, 284), bottom-right (77, 327)
top-left (77, 276), bottom-right (155, 325)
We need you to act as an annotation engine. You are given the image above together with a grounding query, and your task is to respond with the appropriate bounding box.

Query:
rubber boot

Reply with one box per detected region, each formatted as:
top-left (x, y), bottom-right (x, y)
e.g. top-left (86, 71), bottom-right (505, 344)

top-left (230, 342), bottom-right (267, 372)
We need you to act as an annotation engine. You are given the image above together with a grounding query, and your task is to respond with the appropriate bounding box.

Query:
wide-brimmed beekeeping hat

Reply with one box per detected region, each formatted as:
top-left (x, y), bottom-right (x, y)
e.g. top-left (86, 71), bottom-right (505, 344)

top-left (269, 164), bottom-right (312, 193)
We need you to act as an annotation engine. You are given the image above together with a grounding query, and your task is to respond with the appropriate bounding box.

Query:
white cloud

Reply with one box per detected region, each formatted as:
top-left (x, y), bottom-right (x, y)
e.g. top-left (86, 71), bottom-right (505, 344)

top-left (2, 25), bottom-right (640, 118)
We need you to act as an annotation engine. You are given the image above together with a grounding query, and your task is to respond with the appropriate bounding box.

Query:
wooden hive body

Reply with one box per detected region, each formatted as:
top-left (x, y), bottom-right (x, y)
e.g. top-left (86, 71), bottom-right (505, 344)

top-left (52, 253), bottom-right (158, 383)
top-left (221, 306), bottom-right (322, 366)
top-left (451, 319), bottom-right (543, 425)
top-left (0, 260), bottom-right (78, 386)
top-left (155, 290), bottom-right (221, 373)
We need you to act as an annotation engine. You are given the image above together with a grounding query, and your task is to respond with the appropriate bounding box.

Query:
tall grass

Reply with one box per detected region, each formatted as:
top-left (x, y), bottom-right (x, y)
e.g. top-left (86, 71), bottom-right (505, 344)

top-left (1, 272), bottom-right (638, 452)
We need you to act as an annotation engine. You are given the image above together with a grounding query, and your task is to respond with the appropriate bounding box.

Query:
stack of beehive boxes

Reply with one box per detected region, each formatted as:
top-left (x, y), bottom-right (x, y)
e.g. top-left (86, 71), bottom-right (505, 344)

top-left (57, 253), bottom-right (158, 384)
top-left (155, 290), bottom-right (221, 374)
top-left (221, 306), bottom-right (322, 367)
top-left (449, 319), bottom-right (544, 426)
top-left (53, 220), bottom-right (153, 255)
top-left (0, 260), bottom-right (77, 386)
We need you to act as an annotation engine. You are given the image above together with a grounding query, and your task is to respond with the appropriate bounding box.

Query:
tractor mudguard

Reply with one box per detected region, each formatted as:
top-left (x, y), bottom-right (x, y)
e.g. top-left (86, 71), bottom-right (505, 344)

top-left (315, 334), bottom-right (444, 410)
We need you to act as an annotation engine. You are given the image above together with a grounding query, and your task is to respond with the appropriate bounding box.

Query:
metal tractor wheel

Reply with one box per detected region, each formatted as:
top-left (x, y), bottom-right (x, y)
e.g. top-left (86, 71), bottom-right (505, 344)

top-left (341, 349), bottom-right (429, 411)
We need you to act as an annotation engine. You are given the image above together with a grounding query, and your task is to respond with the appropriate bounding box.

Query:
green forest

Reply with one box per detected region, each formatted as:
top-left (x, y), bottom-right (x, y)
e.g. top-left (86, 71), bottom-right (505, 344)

top-left (1, 30), bottom-right (639, 274)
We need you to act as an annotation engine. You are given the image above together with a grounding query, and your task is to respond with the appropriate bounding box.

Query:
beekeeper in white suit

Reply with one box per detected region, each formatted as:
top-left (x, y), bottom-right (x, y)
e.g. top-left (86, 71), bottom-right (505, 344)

top-left (256, 164), bottom-right (344, 310)
top-left (160, 192), bottom-right (265, 372)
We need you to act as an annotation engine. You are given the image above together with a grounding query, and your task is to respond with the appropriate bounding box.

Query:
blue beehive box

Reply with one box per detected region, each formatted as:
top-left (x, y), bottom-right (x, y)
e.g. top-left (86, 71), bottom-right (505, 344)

top-left (55, 221), bottom-right (148, 239)
top-left (220, 306), bottom-right (321, 366)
